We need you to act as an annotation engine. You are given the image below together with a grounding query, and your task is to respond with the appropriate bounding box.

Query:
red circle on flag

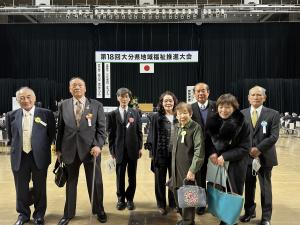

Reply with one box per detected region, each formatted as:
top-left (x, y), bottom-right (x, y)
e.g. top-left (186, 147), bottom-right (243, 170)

top-left (144, 65), bottom-right (150, 71)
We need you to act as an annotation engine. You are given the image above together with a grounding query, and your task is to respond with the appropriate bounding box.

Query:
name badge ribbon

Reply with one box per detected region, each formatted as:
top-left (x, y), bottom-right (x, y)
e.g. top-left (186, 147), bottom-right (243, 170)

top-left (86, 113), bottom-right (93, 127)
top-left (181, 130), bottom-right (186, 143)
top-left (261, 121), bottom-right (267, 134)
top-left (127, 117), bottom-right (134, 129)
top-left (35, 117), bottom-right (47, 127)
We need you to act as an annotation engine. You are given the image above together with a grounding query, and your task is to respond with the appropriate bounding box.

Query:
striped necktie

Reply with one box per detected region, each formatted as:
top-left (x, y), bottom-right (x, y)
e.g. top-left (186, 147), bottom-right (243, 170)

top-left (75, 101), bottom-right (83, 127)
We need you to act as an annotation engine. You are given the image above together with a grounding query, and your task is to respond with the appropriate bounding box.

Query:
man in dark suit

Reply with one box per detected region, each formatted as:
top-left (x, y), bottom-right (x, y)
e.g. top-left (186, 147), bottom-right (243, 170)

top-left (191, 82), bottom-right (216, 215)
top-left (56, 77), bottom-right (107, 225)
top-left (106, 87), bottom-right (143, 211)
top-left (240, 86), bottom-right (280, 225)
top-left (6, 87), bottom-right (56, 225)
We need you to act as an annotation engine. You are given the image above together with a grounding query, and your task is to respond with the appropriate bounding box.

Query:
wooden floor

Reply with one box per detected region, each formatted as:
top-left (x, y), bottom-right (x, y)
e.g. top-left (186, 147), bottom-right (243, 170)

top-left (0, 134), bottom-right (300, 225)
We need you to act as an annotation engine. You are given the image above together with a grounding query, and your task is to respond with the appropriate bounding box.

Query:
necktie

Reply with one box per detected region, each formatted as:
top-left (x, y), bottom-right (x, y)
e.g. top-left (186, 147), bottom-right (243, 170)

top-left (123, 110), bottom-right (127, 124)
top-left (251, 110), bottom-right (258, 128)
top-left (75, 101), bottom-right (82, 127)
top-left (200, 104), bottom-right (206, 110)
top-left (23, 112), bottom-right (31, 153)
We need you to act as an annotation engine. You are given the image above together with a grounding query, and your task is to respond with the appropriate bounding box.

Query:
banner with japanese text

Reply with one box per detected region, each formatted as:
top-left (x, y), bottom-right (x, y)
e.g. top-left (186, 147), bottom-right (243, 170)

top-left (96, 63), bottom-right (103, 98)
top-left (95, 51), bottom-right (198, 63)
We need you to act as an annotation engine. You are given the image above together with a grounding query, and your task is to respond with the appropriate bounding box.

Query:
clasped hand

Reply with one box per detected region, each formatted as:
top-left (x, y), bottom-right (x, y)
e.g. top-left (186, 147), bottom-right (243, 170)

top-left (90, 146), bottom-right (102, 157)
top-left (210, 153), bottom-right (225, 166)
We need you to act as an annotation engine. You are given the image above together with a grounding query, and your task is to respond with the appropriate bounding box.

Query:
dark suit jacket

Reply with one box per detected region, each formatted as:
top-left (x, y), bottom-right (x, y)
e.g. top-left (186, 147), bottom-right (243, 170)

top-left (191, 100), bottom-right (216, 132)
top-left (192, 100), bottom-right (216, 160)
top-left (241, 106), bottom-right (280, 167)
top-left (56, 98), bottom-right (106, 164)
top-left (6, 107), bottom-right (56, 172)
top-left (107, 108), bottom-right (143, 164)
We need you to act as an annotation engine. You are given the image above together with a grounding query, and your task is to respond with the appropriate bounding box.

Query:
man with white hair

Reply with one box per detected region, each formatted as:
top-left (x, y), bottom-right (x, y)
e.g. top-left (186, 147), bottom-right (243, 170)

top-left (6, 87), bottom-right (56, 225)
top-left (240, 86), bottom-right (280, 225)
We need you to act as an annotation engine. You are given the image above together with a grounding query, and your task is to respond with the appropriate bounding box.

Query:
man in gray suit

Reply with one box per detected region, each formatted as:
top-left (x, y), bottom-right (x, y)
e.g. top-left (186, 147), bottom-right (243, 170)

top-left (191, 82), bottom-right (216, 215)
top-left (56, 77), bottom-right (107, 225)
top-left (6, 87), bottom-right (56, 225)
top-left (240, 86), bottom-right (280, 225)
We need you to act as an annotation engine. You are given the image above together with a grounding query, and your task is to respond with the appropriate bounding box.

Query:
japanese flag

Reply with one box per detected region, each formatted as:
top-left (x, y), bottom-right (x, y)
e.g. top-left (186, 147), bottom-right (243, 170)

top-left (140, 63), bottom-right (154, 73)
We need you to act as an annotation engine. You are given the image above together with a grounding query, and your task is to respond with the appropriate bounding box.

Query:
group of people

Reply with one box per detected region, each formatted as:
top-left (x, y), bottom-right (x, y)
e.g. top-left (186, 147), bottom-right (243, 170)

top-left (145, 83), bottom-right (279, 225)
top-left (5, 77), bottom-right (280, 225)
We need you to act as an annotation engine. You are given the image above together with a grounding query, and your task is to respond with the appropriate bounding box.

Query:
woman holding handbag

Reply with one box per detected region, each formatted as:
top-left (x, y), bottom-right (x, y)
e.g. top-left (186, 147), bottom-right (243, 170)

top-left (145, 91), bottom-right (178, 215)
top-left (206, 94), bottom-right (251, 225)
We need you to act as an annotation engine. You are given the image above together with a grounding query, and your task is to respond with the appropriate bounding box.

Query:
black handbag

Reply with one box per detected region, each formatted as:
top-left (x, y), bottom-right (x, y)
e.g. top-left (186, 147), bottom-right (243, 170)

top-left (53, 160), bottom-right (68, 188)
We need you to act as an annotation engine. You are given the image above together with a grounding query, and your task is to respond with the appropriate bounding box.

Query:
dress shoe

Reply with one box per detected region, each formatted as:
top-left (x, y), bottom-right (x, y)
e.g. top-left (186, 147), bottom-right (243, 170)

top-left (34, 218), bottom-right (44, 225)
top-left (57, 217), bottom-right (71, 225)
top-left (158, 207), bottom-right (167, 215)
top-left (196, 206), bottom-right (206, 215)
top-left (97, 211), bottom-right (107, 223)
top-left (260, 221), bottom-right (271, 225)
top-left (240, 211), bottom-right (256, 222)
top-left (127, 201), bottom-right (135, 210)
top-left (116, 201), bottom-right (126, 210)
top-left (14, 218), bottom-right (29, 225)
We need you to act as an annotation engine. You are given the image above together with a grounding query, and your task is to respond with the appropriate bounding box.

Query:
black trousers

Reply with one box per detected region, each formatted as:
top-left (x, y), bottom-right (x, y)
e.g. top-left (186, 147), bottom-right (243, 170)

top-left (64, 153), bottom-right (104, 218)
top-left (116, 151), bottom-right (137, 202)
top-left (154, 158), bottom-right (176, 209)
top-left (13, 151), bottom-right (48, 221)
top-left (196, 157), bottom-right (208, 189)
top-left (244, 164), bottom-right (273, 221)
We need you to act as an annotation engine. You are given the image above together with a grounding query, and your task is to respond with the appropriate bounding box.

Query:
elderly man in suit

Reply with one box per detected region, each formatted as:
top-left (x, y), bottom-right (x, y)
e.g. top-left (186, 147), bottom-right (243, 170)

top-left (106, 87), bottom-right (143, 211)
top-left (191, 82), bottom-right (216, 215)
top-left (240, 86), bottom-right (280, 225)
top-left (56, 77), bottom-right (107, 225)
top-left (6, 87), bottom-right (56, 225)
